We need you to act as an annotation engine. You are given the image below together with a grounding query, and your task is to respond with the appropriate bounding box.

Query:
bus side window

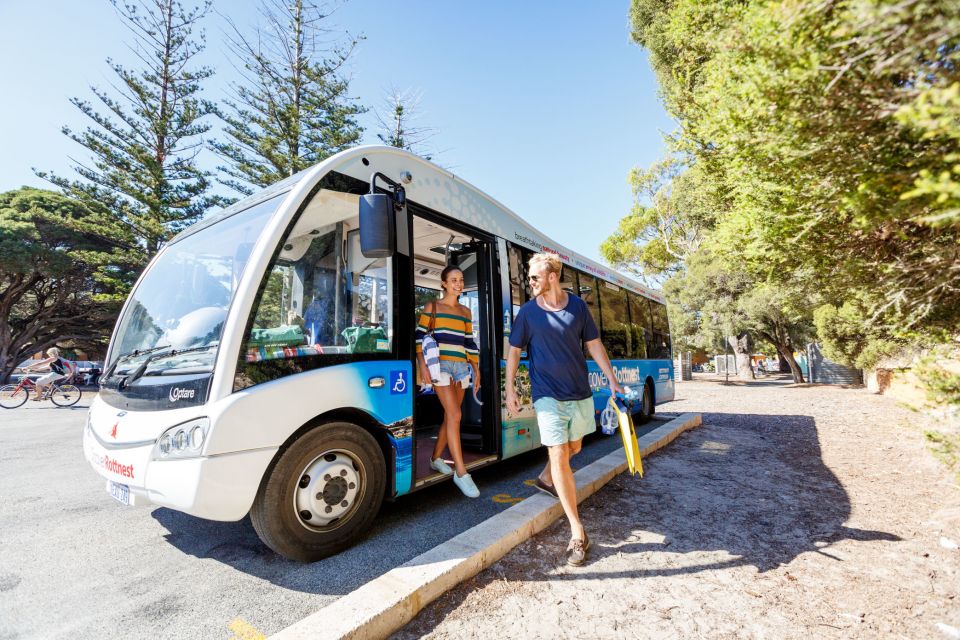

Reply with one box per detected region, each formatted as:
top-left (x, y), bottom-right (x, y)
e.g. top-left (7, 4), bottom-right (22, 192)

top-left (627, 292), bottom-right (650, 359)
top-left (559, 265), bottom-right (577, 297)
top-left (243, 191), bottom-right (395, 364)
top-left (576, 271), bottom-right (602, 357)
top-left (507, 244), bottom-right (530, 319)
top-left (247, 228), bottom-right (339, 354)
top-left (343, 231), bottom-right (392, 353)
top-left (598, 281), bottom-right (629, 359)
top-left (649, 300), bottom-right (671, 359)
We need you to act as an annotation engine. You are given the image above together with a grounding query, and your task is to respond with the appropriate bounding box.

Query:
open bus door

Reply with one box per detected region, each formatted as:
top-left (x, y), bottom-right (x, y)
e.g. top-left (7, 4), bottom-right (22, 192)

top-left (446, 240), bottom-right (498, 455)
top-left (410, 222), bottom-right (500, 487)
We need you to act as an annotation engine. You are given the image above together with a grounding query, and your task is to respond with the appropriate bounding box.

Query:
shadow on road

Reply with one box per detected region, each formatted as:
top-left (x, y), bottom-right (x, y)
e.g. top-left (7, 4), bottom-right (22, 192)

top-left (562, 412), bottom-right (903, 578)
top-left (150, 492), bottom-right (460, 596)
top-left (405, 410), bottom-right (900, 601)
top-left (149, 430), bottom-right (630, 595)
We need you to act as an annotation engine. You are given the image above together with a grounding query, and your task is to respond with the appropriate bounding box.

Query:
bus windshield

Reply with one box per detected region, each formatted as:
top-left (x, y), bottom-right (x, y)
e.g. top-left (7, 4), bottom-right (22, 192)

top-left (108, 194), bottom-right (283, 375)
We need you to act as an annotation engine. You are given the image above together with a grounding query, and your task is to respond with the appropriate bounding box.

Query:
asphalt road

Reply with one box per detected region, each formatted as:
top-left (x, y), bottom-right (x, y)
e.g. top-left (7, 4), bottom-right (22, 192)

top-left (0, 396), bottom-right (666, 639)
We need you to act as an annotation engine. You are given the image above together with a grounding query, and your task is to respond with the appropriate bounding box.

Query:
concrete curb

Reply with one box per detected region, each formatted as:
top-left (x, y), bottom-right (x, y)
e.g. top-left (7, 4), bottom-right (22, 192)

top-left (270, 412), bottom-right (702, 640)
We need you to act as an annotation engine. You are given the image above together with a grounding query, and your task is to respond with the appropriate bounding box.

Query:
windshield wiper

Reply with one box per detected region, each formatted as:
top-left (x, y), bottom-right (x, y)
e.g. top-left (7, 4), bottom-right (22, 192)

top-left (121, 344), bottom-right (218, 387)
top-left (141, 344), bottom-right (220, 373)
top-left (102, 345), bottom-right (172, 381)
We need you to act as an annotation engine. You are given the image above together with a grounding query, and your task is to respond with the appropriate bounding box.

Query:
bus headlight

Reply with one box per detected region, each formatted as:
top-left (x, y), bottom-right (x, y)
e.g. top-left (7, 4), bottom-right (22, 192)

top-left (152, 418), bottom-right (209, 460)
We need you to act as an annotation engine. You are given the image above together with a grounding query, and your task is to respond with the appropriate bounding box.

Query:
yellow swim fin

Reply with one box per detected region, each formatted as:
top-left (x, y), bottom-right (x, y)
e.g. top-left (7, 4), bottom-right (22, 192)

top-left (612, 397), bottom-right (644, 477)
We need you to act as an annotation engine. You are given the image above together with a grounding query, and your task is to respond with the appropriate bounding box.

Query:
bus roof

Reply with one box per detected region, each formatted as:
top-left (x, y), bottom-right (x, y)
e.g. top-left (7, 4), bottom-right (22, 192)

top-left (176, 145), bottom-right (664, 304)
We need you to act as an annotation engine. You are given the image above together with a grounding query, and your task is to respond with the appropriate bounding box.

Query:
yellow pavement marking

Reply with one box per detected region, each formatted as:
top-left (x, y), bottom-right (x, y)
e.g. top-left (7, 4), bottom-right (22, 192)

top-left (491, 478), bottom-right (539, 504)
top-left (228, 617), bottom-right (266, 640)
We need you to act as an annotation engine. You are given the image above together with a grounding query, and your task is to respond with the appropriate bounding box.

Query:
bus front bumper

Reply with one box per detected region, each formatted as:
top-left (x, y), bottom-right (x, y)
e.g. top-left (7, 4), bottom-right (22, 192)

top-left (83, 423), bottom-right (277, 520)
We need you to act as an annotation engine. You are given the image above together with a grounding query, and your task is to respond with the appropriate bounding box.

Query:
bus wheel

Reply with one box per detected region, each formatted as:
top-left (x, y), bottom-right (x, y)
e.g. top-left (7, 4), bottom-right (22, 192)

top-left (250, 422), bottom-right (386, 562)
top-left (636, 383), bottom-right (654, 424)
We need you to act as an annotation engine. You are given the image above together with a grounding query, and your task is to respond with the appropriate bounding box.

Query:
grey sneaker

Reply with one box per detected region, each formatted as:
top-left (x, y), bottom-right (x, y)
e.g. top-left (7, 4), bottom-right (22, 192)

top-left (452, 472), bottom-right (480, 498)
top-left (566, 533), bottom-right (591, 566)
top-left (430, 457), bottom-right (453, 475)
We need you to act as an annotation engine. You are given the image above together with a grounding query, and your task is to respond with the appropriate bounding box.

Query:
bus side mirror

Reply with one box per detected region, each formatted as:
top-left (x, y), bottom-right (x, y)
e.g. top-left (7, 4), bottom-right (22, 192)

top-left (359, 193), bottom-right (396, 258)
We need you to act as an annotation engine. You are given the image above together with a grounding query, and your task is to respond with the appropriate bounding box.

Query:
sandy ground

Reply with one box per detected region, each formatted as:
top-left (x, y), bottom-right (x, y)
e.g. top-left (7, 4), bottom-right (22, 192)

top-left (392, 375), bottom-right (960, 639)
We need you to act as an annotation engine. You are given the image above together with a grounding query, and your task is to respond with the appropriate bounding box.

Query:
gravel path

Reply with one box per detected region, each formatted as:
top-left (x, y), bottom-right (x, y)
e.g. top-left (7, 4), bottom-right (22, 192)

top-left (393, 375), bottom-right (960, 639)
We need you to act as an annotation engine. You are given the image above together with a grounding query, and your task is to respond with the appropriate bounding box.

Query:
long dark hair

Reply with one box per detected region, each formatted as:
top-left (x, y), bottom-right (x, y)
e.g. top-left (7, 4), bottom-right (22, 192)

top-left (440, 265), bottom-right (462, 292)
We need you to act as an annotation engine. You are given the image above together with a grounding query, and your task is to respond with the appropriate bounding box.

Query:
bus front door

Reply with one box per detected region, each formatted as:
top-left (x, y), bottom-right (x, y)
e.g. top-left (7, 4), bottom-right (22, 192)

top-left (447, 241), bottom-right (497, 455)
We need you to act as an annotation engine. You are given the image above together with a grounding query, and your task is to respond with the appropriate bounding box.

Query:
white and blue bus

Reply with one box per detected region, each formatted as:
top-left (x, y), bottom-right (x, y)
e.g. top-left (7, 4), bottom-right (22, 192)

top-left (83, 146), bottom-right (674, 561)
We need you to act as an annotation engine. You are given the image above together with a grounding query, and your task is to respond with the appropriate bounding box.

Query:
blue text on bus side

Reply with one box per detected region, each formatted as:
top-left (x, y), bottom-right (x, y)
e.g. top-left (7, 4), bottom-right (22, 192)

top-left (589, 366), bottom-right (641, 389)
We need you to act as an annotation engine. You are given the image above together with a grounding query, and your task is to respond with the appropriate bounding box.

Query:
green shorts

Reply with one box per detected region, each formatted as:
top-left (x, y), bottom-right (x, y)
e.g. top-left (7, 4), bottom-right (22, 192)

top-left (533, 397), bottom-right (596, 447)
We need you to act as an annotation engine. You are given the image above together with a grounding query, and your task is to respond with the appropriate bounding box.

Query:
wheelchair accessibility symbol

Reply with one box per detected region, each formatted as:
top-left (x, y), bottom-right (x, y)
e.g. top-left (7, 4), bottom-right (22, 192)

top-left (389, 370), bottom-right (407, 395)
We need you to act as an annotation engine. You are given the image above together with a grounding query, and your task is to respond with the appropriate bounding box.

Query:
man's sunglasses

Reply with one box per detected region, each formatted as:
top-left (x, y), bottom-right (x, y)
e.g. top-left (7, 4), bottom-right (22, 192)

top-left (528, 274), bottom-right (545, 282)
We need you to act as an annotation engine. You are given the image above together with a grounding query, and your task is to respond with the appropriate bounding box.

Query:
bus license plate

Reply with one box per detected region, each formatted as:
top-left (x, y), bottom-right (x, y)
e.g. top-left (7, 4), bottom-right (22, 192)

top-left (108, 481), bottom-right (131, 506)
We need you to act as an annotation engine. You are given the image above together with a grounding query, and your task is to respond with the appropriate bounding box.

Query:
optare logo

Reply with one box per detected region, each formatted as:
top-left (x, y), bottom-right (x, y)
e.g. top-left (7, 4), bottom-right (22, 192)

top-left (169, 387), bottom-right (196, 402)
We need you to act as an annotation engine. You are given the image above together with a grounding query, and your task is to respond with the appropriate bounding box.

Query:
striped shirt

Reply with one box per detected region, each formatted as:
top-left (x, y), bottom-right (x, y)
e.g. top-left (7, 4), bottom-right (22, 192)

top-left (415, 304), bottom-right (479, 364)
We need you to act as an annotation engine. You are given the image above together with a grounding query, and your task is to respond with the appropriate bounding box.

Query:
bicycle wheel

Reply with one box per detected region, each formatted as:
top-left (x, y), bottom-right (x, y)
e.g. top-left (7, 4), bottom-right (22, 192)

top-left (50, 384), bottom-right (81, 407)
top-left (0, 385), bottom-right (29, 409)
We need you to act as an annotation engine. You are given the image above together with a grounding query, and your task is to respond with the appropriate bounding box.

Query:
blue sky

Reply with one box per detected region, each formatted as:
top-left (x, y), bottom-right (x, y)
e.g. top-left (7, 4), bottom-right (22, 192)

top-left (0, 1), bottom-right (673, 267)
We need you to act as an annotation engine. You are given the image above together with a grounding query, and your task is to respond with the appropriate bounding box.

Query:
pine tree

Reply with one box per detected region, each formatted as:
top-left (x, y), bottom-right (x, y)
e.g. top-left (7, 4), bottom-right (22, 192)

top-left (211, 0), bottom-right (365, 196)
top-left (374, 86), bottom-right (437, 160)
top-left (36, 0), bottom-right (221, 258)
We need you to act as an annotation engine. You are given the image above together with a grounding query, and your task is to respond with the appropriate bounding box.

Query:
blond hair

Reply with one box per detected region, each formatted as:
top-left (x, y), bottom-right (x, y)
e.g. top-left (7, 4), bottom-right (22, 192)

top-left (47, 347), bottom-right (60, 357)
top-left (528, 252), bottom-right (562, 276)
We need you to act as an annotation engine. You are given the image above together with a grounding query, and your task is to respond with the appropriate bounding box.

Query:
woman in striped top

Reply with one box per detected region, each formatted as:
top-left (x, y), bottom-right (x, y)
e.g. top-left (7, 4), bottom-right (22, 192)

top-left (415, 265), bottom-right (482, 498)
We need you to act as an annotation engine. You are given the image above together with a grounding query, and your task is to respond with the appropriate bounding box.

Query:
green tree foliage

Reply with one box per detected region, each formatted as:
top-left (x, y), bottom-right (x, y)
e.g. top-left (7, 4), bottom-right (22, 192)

top-left (0, 188), bottom-right (133, 382)
top-left (601, 158), bottom-right (718, 278)
top-left (37, 0), bottom-right (221, 258)
top-left (616, 0), bottom-right (960, 380)
top-left (211, 0), bottom-right (365, 195)
top-left (664, 249), bottom-right (812, 381)
top-left (912, 346), bottom-right (960, 410)
top-left (812, 300), bottom-right (902, 370)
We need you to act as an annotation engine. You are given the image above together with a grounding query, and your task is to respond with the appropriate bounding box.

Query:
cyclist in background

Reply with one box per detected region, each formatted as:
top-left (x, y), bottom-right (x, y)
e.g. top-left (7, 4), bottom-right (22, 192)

top-left (23, 347), bottom-right (73, 400)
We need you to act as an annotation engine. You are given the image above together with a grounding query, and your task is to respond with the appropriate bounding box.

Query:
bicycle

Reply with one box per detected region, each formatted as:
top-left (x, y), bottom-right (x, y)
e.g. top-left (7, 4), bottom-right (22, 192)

top-left (0, 375), bottom-right (82, 408)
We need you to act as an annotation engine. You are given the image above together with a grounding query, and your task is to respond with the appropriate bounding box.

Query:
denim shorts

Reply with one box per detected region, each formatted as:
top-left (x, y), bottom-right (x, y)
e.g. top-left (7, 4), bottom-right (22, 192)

top-left (436, 360), bottom-right (472, 387)
top-left (533, 397), bottom-right (596, 447)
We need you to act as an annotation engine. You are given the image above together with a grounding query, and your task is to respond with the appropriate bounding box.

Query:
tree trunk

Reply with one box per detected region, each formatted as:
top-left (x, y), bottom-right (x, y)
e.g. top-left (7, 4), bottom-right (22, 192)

top-left (778, 353), bottom-right (791, 373)
top-left (760, 334), bottom-right (805, 383)
top-left (0, 338), bottom-right (12, 385)
top-left (779, 347), bottom-right (805, 383)
top-left (728, 333), bottom-right (755, 379)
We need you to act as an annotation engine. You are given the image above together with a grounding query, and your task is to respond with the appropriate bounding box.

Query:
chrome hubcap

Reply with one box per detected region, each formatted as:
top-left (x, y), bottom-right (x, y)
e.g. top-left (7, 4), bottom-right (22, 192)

top-left (294, 449), bottom-right (364, 531)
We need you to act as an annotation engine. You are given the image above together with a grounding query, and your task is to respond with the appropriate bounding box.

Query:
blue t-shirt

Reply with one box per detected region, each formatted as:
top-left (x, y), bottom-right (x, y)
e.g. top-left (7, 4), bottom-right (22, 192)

top-left (508, 294), bottom-right (600, 402)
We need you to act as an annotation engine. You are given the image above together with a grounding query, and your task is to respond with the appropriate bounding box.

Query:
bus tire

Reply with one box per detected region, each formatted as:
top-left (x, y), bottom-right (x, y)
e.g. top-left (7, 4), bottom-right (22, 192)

top-left (250, 421), bottom-right (385, 562)
top-left (636, 382), bottom-right (654, 424)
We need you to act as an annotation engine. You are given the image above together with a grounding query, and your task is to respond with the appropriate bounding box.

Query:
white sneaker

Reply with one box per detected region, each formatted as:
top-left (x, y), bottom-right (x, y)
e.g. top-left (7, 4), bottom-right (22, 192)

top-left (453, 472), bottom-right (480, 498)
top-left (430, 457), bottom-right (453, 475)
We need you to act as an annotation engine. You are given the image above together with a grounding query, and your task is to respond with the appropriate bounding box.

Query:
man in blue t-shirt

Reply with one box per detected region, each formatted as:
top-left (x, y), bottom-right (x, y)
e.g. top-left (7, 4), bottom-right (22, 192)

top-left (506, 252), bottom-right (623, 566)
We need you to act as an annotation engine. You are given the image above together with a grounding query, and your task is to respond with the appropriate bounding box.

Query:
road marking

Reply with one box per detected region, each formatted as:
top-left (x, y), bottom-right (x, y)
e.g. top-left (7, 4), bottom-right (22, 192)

top-left (228, 617), bottom-right (265, 640)
top-left (491, 478), bottom-right (540, 504)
